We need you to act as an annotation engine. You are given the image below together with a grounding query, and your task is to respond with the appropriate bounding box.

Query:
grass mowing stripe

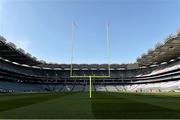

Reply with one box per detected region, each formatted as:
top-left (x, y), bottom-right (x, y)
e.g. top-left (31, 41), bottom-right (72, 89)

top-left (0, 92), bottom-right (94, 119)
top-left (0, 93), bottom-right (59, 101)
top-left (115, 92), bottom-right (180, 111)
top-left (91, 92), bottom-right (180, 119)
top-left (0, 93), bottom-right (70, 113)
top-left (0, 92), bottom-right (180, 119)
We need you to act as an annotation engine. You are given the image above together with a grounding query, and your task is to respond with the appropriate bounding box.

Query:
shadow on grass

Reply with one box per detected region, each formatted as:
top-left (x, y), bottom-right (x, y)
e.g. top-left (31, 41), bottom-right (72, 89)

top-left (0, 93), bottom-right (71, 113)
top-left (91, 92), bottom-right (180, 119)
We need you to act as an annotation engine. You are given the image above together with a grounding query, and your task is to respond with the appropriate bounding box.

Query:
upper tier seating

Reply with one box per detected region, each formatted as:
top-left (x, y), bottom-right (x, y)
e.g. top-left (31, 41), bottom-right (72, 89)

top-left (137, 61), bottom-right (180, 78)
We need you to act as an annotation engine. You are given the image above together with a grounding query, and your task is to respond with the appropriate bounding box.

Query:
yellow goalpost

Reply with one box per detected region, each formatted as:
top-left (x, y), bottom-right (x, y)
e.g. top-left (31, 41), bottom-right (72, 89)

top-left (70, 22), bottom-right (111, 98)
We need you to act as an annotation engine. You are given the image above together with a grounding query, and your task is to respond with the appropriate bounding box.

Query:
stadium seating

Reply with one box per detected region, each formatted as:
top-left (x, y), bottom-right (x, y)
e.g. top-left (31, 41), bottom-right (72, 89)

top-left (95, 85), bottom-right (107, 92)
top-left (0, 80), bottom-right (180, 93)
top-left (0, 40), bottom-right (180, 93)
top-left (72, 85), bottom-right (85, 92)
top-left (62, 85), bottom-right (74, 92)
top-left (105, 85), bottom-right (118, 92)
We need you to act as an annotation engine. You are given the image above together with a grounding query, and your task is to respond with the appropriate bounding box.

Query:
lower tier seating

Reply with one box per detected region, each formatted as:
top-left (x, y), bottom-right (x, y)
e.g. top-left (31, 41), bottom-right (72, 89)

top-left (1, 80), bottom-right (180, 93)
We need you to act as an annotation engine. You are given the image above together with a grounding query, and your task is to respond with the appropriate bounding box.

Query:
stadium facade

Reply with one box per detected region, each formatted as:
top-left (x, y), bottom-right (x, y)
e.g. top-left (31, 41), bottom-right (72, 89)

top-left (0, 32), bottom-right (180, 93)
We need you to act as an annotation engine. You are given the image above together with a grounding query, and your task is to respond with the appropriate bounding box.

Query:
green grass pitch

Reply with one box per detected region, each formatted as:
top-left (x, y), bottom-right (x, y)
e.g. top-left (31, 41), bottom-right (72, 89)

top-left (0, 92), bottom-right (180, 119)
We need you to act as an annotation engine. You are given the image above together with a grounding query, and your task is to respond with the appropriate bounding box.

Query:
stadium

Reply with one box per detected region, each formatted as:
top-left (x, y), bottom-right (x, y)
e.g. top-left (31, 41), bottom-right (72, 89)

top-left (0, 34), bottom-right (180, 93)
top-left (0, 0), bottom-right (180, 119)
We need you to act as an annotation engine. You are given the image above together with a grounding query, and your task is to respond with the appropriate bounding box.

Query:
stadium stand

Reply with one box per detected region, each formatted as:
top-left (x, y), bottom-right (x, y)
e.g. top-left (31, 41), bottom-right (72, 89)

top-left (0, 32), bottom-right (180, 93)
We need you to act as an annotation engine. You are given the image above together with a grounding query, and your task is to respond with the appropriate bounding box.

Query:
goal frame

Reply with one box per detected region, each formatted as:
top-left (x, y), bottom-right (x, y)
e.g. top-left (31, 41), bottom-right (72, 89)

top-left (70, 22), bottom-right (111, 98)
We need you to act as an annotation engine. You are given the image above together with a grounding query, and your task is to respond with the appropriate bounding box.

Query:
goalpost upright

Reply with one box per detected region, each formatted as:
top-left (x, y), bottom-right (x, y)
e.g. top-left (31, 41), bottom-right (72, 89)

top-left (70, 22), bottom-right (111, 98)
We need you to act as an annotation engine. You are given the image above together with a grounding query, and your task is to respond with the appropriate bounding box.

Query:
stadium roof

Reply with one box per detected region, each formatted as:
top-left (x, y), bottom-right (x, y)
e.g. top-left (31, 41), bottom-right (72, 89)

top-left (0, 36), bottom-right (42, 66)
top-left (137, 31), bottom-right (180, 67)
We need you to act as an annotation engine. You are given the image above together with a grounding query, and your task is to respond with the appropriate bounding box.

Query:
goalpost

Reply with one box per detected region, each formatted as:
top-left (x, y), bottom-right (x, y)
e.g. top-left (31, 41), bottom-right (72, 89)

top-left (70, 22), bottom-right (111, 98)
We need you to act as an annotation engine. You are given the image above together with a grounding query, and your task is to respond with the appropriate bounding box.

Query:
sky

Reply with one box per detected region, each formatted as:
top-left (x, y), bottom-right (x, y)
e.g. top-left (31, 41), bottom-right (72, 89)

top-left (0, 0), bottom-right (180, 64)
